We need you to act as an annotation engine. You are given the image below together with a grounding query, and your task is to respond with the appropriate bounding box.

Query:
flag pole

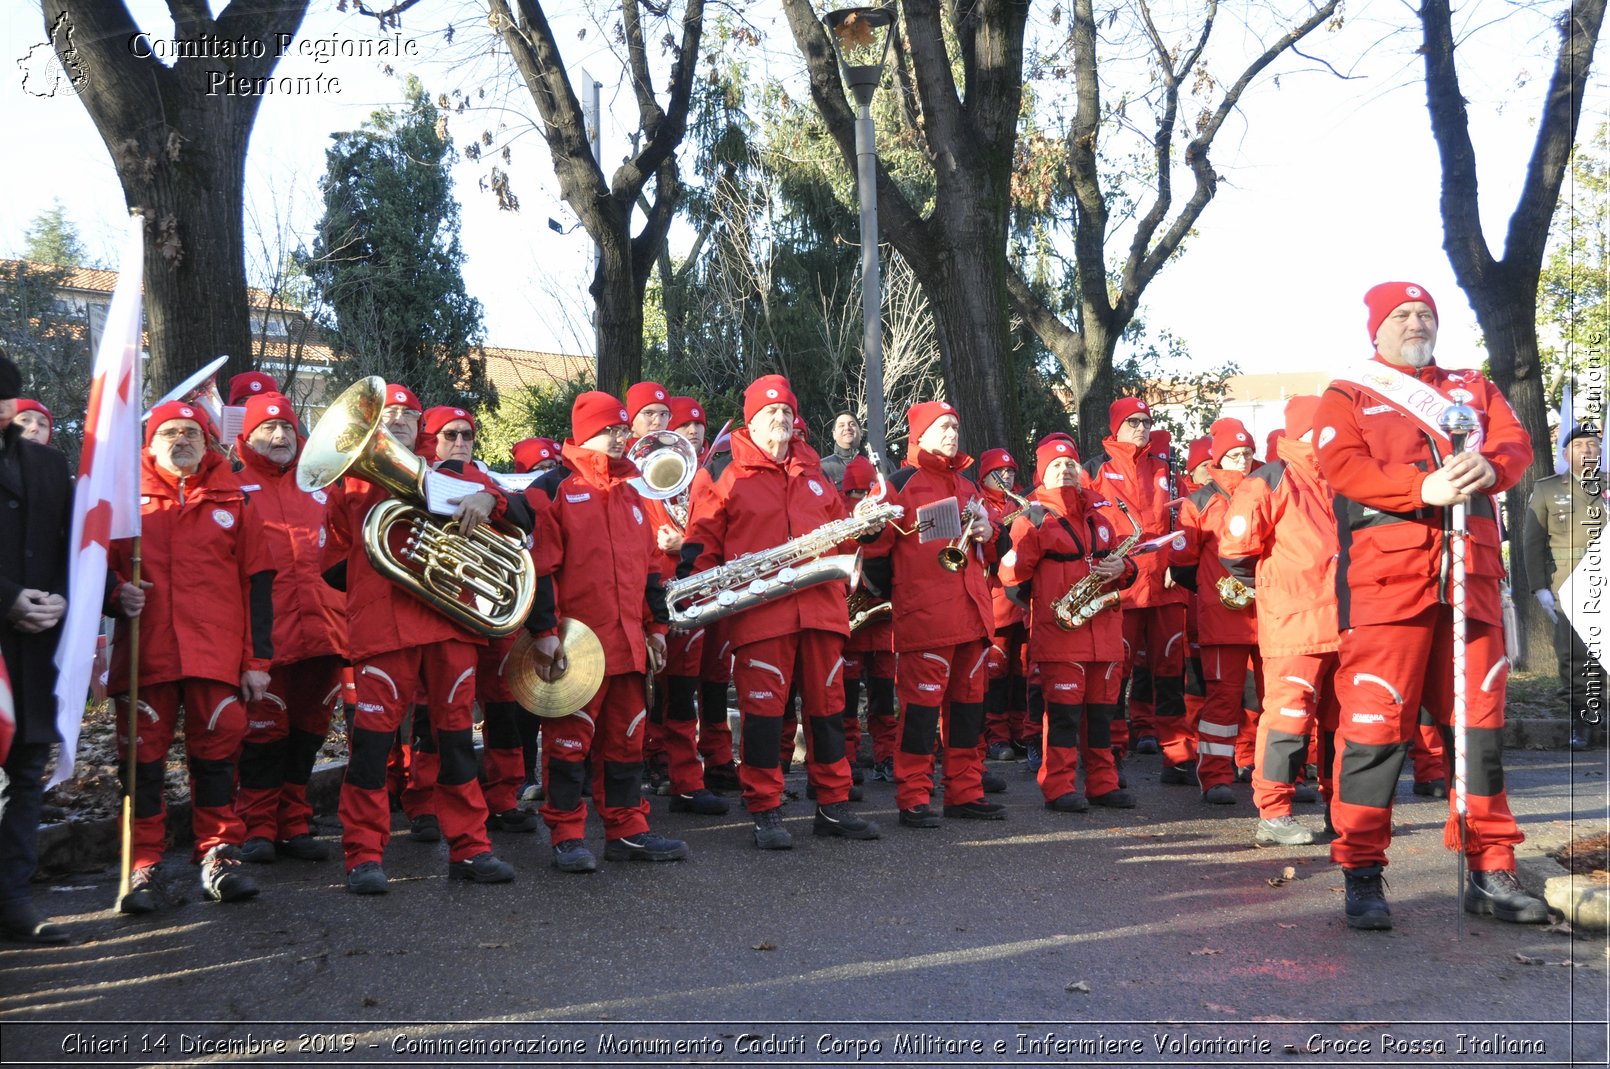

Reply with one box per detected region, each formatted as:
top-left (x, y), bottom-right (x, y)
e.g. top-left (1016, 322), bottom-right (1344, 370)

top-left (116, 549), bottom-right (141, 908)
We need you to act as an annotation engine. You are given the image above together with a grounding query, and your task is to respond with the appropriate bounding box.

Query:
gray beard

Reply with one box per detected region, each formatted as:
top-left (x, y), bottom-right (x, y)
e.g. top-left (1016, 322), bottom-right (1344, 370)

top-left (1399, 339), bottom-right (1435, 367)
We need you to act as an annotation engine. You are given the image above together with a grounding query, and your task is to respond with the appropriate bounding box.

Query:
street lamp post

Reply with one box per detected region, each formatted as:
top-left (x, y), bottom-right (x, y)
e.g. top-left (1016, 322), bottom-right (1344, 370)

top-left (825, 4), bottom-right (895, 466)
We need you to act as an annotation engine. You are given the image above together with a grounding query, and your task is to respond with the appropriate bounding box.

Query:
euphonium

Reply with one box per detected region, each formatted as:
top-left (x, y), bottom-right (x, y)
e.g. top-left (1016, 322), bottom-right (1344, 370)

top-left (667, 475), bottom-right (904, 631)
top-left (846, 588), bottom-right (892, 632)
top-left (1052, 500), bottom-right (1143, 630)
top-left (1216, 574), bottom-right (1255, 610)
top-left (297, 376), bottom-right (537, 637)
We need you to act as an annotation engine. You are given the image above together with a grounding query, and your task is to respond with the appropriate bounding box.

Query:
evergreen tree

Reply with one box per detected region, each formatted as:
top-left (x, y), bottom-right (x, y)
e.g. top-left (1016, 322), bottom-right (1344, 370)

top-left (23, 201), bottom-right (87, 267)
top-left (308, 76), bottom-right (491, 410)
top-left (0, 259), bottom-right (92, 467)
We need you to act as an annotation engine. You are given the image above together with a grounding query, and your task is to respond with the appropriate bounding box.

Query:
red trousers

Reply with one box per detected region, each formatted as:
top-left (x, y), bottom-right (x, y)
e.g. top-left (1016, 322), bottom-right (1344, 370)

top-left (341, 642), bottom-right (491, 867)
top-left (697, 621), bottom-right (736, 767)
top-left (236, 654), bottom-right (344, 843)
top-left (849, 651), bottom-right (898, 763)
top-left (984, 624), bottom-right (1029, 746)
top-left (1037, 660), bottom-right (1124, 801)
top-left (1122, 604), bottom-right (1188, 762)
top-left (115, 679), bottom-right (247, 868)
top-left (1197, 645), bottom-right (1260, 789)
top-left (656, 627), bottom-right (708, 795)
top-left (732, 631), bottom-right (852, 812)
top-left (1253, 652), bottom-right (1339, 818)
top-left (894, 640), bottom-right (989, 810)
top-left (1330, 607), bottom-right (1522, 871)
top-left (539, 673), bottom-right (652, 841)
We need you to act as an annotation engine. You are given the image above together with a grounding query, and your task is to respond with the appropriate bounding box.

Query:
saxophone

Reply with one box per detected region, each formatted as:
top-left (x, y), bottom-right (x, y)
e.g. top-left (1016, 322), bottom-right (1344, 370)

top-left (1216, 574), bottom-right (1255, 609)
top-left (666, 475), bottom-right (905, 631)
top-left (1051, 500), bottom-right (1143, 631)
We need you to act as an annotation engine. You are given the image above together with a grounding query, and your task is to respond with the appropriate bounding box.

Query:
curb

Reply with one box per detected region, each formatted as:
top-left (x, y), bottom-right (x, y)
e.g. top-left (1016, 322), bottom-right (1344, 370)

top-left (32, 717), bottom-right (1587, 876)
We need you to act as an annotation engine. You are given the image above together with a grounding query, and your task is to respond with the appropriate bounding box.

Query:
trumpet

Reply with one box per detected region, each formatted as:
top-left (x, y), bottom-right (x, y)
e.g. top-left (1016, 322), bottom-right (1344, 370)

top-left (938, 498), bottom-right (987, 572)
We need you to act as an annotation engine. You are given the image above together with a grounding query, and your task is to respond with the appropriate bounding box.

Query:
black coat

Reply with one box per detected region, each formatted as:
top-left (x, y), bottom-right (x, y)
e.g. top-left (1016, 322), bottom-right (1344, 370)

top-left (0, 423), bottom-right (72, 745)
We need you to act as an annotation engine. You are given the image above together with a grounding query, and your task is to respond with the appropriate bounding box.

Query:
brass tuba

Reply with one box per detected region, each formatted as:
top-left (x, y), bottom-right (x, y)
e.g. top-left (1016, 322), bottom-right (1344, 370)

top-left (1051, 500), bottom-right (1143, 630)
top-left (627, 430), bottom-right (698, 528)
top-left (297, 376), bottom-right (537, 637)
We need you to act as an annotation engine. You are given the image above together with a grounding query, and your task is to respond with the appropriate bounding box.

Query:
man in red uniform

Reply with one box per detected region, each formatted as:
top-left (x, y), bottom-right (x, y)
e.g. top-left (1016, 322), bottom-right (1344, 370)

top-left (865, 401), bottom-right (1004, 827)
top-left (1001, 438), bottom-right (1137, 811)
top-left (323, 384), bottom-right (516, 894)
top-left (231, 394), bottom-right (348, 864)
top-left (1220, 395), bottom-right (1338, 847)
top-left (1084, 399), bottom-right (1188, 765)
top-left (228, 372), bottom-right (280, 407)
top-left (627, 381), bottom-right (673, 440)
top-left (681, 375), bottom-right (882, 849)
top-left (109, 402), bottom-right (275, 911)
top-left (642, 394), bottom-right (728, 816)
top-left (978, 448), bottom-right (1031, 762)
top-left (529, 392), bottom-right (689, 871)
top-left (1171, 420), bottom-right (1259, 804)
top-left (1315, 280), bottom-right (1546, 930)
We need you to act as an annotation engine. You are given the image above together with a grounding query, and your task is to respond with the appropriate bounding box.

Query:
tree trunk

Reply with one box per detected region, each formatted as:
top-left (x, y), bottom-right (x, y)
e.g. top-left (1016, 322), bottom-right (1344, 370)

top-left (45, 1), bottom-right (310, 398)
top-left (592, 228), bottom-right (648, 399)
top-left (921, 240), bottom-right (1016, 458)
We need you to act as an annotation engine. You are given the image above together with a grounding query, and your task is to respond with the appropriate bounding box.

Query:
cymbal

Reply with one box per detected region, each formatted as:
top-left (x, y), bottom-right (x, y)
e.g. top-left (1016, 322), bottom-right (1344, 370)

top-left (508, 620), bottom-right (605, 718)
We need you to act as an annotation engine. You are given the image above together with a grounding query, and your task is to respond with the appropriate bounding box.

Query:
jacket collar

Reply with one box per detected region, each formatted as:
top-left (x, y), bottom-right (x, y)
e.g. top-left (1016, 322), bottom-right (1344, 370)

top-left (142, 449), bottom-right (233, 501)
top-left (914, 447), bottom-right (974, 476)
top-left (234, 436), bottom-right (301, 478)
top-left (731, 428), bottom-right (824, 478)
top-left (561, 440), bottom-right (635, 488)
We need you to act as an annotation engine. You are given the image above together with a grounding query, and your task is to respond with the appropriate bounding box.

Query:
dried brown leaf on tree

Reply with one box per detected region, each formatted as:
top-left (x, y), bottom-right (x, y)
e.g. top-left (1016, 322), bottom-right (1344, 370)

top-left (832, 13), bottom-right (876, 51)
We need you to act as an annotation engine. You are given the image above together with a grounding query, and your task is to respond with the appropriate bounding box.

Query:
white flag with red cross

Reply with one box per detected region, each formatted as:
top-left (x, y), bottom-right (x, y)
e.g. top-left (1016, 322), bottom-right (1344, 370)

top-left (49, 216), bottom-right (145, 787)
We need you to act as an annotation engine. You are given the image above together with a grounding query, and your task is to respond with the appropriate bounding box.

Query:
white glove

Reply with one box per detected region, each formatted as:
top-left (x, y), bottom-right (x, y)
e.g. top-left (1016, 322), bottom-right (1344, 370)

top-left (1535, 588), bottom-right (1558, 623)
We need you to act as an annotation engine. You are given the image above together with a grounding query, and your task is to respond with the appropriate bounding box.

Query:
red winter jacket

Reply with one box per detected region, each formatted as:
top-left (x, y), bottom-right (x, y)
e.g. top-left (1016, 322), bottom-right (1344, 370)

top-left (982, 483), bottom-right (1027, 630)
top-left (1218, 437), bottom-right (1339, 657)
top-left (1083, 438), bottom-right (1185, 609)
top-left (683, 429), bottom-right (852, 647)
top-left (108, 451), bottom-right (274, 690)
top-left (232, 437), bottom-right (347, 665)
top-left (531, 442), bottom-right (666, 674)
top-left (1000, 485), bottom-right (1135, 665)
top-left (863, 449), bottom-right (995, 652)
top-left (321, 465), bottom-right (508, 663)
top-left (1314, 357), bottom-right (1530, 628)
top-left (1172, 467), bottom-right (1257, 646)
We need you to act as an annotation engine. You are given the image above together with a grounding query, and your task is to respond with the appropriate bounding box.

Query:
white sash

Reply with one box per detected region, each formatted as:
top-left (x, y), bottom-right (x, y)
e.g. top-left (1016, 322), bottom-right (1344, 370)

top-left (1330, 361), bottom-right (1485, 452)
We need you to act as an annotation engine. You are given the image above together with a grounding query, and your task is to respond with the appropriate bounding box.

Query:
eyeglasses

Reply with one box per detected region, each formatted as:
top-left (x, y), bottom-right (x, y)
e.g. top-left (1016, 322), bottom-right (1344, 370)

top-left (440, 429), bottom-right (475, 441)
top-left (382, 407), bottom-right (421, 422)
top-left (1122, 416), bottom-right (1154, 429)
top-left (156, 427), bottom-right (203, 442)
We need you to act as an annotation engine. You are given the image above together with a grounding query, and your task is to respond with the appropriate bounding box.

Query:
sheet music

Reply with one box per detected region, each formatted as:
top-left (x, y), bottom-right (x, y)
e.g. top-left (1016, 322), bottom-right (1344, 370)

top-left (217, 405), bottom-right (246, 443)
top-left (423, 469), bottom-right (488, 516)
top-left (915, 496), bottom-right (961, 544)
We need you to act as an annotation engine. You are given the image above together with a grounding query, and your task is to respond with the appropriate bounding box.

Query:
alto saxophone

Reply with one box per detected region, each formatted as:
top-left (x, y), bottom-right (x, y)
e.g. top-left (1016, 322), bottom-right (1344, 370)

top-left (666, 473), bottom-right (904, 631)
top-left (1051, 500), bottom-right (1143, 631)
top-left (1216, 574), bottom-right (1255, 609)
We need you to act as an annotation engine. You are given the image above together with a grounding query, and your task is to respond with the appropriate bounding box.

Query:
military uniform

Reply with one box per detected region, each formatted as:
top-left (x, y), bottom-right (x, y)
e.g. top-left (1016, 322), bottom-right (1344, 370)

top-left (1521, 468), bottom-right (1607, 729)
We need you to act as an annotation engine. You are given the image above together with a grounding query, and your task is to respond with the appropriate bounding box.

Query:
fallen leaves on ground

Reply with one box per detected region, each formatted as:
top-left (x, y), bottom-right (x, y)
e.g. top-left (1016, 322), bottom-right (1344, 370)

top-left (1065, 980), bottom-right (1090, 993)
top-left (1189, 946), bottom-right (1223, 956)
top-left (752, 941), bottom-right (776, 951)
top-left (1267, 865), bottom-right (1300, 888)
top-left (1513, 952), bottom-right (1585, 968)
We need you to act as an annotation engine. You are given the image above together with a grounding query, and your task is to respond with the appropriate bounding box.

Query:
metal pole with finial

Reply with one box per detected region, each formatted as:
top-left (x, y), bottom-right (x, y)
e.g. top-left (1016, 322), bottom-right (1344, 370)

top-left (1438, 392), bottom-right (1480, 939)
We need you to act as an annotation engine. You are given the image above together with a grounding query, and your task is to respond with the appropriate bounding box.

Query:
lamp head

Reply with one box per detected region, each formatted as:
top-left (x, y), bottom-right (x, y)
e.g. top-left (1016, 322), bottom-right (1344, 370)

top-left (824, 5), bottom-right (896, 97)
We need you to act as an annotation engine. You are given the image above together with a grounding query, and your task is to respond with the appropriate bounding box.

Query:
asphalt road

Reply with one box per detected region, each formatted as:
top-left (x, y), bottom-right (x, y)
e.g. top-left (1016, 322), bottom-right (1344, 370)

top-left (1, 748), bottom-right (1606, 1069)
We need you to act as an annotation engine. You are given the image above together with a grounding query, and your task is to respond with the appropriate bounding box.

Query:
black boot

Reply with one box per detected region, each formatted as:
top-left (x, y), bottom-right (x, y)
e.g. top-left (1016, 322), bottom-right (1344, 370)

top-left (1343, 865), bottom-right (1391, 930)
top-left (1465, 869), bottom-right (1549, 924)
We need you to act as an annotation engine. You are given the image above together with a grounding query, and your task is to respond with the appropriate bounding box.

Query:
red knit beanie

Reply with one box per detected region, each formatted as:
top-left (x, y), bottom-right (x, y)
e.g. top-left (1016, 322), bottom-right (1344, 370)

top-left (1210, 418), bottom-right (1253, 464)
top-left (842, 455), bottom-right (876, 493)
top-left (145, 400), bottom-right (211, 447)
top-left (1364, 281), bottom-right (1438, 343)
top-left (572, 391), bottom-right (629, 445)
top-left (743, 375), bottom-right (798, 424)
top-left (228, 371), bottom-right (279, 406)
top-left (13, 398), bottom-right (52, 440)
top-left (906, 400), bottom-right (958, 453)
top-left (1284, 394), bottom-right (1322, 440)
top-left (669, 395), bottom-right (706, 428)
top-left (1109, 397), bottom-right (1151, 435)
top-left (242, 393), bottom-right (295, 438)
top-left (979, 447), bottom-right (1017, 479)
top-left (1265, 428), bottom-right (1284, 459)
top-left (1186, 436), bottom-right (1212, 472)
top-left (511, 437), bottom-right (558, 474)
top-left (1036, 437), bottom-right (1081, 485)
top-left (383, 384), bottom-right (422, 413)
top-left (626, 381), bottom-right (671, 425)
top-left (422, 405), bottom-right (476, 436)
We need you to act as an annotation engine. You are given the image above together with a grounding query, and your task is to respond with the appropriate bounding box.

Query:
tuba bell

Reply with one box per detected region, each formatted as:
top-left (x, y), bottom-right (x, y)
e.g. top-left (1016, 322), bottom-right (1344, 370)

top-left (298, 376), bottom-right (537, 637)
top-left (627, 430), bottom-right (698, 527)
